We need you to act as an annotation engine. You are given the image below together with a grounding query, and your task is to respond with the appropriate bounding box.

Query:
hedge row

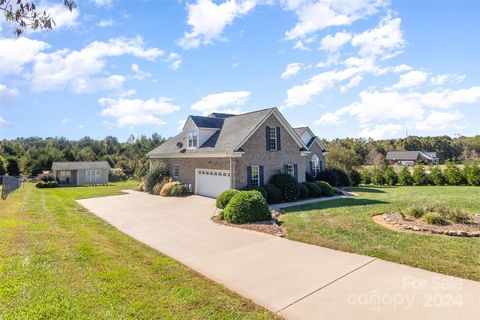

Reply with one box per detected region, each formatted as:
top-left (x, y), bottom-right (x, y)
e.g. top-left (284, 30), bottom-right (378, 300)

top-left (361, 161), bottom-right (480, 186)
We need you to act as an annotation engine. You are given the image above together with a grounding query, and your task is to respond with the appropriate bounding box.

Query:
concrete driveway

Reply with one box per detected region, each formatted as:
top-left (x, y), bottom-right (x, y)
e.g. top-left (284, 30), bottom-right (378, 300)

top-left (78, 191), bottom-right (480, 319)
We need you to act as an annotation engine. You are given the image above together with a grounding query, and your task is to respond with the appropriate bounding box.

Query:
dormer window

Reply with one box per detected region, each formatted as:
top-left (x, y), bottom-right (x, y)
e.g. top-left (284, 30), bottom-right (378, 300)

top-left (188, 130), bottom-right (198, 148)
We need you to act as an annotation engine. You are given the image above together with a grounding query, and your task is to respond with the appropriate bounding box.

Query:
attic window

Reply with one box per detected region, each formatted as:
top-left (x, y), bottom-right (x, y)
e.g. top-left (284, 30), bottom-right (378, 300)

top-left (188, 130), bottom-right (198, 148)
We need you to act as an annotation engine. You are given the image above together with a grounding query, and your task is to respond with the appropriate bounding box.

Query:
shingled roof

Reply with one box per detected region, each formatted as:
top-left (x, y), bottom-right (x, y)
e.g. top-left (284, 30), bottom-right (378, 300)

top-left (148, 108), bottom-right (306, 156)
top-left (51, 161), bottom-right (111, 171)
top-left (386, 151), bottom-right (438, 161)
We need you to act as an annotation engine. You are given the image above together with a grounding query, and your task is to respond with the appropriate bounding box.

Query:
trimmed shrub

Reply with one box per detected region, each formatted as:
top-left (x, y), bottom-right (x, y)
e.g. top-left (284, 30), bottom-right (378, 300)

top-left (429, 165), bottom-right (445, 186)
top-left (371, 167), bottom-right (385, 185)
top-left (360, 167), bottom-right (371, 185)
top-left (263, 184), bottom-right (283, 204)
top-left (398, 166), bottom-right (413, 186)
top-left (444, 160), bottom-right (464, 185)
top-left (223, 190), bottom-right (271, 224)
top-left (329, 168), bottom-right (351, 187)
top-left (38, 172), bottom-right (55, 182)
top-left (404, 203), bottom-right (427, 218)
top-left (242, 186), bottom-right (267, 199)
top-left (216, 189), bottom-right (240, 209)
top-left (423, 212), bottom-right (448, 225)
top-left (316, 170), bottom-right (338, 188)
top-left (305, 171), bottom-right (315, 182)
top-left (447, 208), bottom-right (472, 224)
top-left (412, 164), bottom-right (427, 185)
top-left (36, 181), bottom-right (58, 188)
top-left (160, 181), bottom-right (180, 197)
top-left (383, 166), bottom-right (397, 186)
top-left (136, 181), bottom-right (145, 192)
top-left (302, 182), bottom-right (322, 198)
top-left (152, 183), bottom-right (163, 195)
top-left (145, 161), bottom-right (169, 193)
top-left (109, 168), bottom-right (128, 182)
top-left (315, 181), bottom-right (335, 197)
top-left (348, 169), bottom-right (361, 186)
top-left (269, 173), bottom-right (300, 202)
top-left (463, 161), bottom-right (480, 186)
top-left (298, 183), bottom-right (309, 199)
top-left (217, 210), bottom-right (224, 220)
top-left (171, 183), bottom-right (189, 197)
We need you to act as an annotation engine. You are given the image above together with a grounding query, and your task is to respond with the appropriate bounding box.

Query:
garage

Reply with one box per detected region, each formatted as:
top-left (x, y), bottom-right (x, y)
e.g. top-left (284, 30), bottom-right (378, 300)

top-left (195, 169), bottom-right (231, 198)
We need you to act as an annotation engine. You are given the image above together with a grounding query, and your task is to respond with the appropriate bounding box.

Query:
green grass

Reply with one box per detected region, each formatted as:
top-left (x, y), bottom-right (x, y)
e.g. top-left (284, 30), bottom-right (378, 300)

top-left (280, 186), bottom-right (480, 281)
top-left (0, 182), bottom-right (276, 319)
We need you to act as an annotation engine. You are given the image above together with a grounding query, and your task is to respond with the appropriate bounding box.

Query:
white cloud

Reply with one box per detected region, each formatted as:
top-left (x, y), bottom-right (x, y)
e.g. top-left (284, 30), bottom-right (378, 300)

top-left (0, 37), bottom-right (50, 76)
top-left (284, 0), bottom-right (385, 40)
top-left (340, 75), bottom-right (363, 92)
top-left (31, 36), bottom-right (163, 93)
top-left (131, 63), bottom-right (152, 80)
top-left (61, 117), bottom-right (72, 125)
top-left (0, 116), bottom-right (7, 126)
top-left (36, 2), bottom-right (79, 30)
top-left (351, 13), bottom-right (405, 60)
top-left (416, 111), bottom-right (464, 131)
top-left (97, 19), bottom-right (114, 27)
top-left (392, 70), bottom-right (428, 89)
top-left (191, 91), bottom-right (251, 115)
top-left (357, 123), bottom-right (403, 139)
top-left (391, 64), bottom-right (412, 73)
top-left (411, 86), bottom-right (480, 109)
top-left (281, 63), bottom-right (304, 79)
top-left (166, 52), bottom-right (182, 70)
top-left (99, 96), bottom-right (181, 127)
top-left (0, 84), bottom-right (19, 104)
top-left (320, 31), bottom-right (351, 52)
top-left (430, 73), bottom-right (466, 86)
top-left (178, 0), bottom-right (256, 49)
top-left (314, 112), bottom-right (344, 126)
top-left (177, 119), bottom-right (187, 131)
top-left (90, 0), bottom-right (113, 7)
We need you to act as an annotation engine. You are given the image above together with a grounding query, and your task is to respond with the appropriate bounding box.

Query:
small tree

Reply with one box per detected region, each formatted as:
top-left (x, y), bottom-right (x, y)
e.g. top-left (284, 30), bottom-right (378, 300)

top-left (360, 167), bottom-right (371, 185)
top-left (444, 160), bottom-right (464, 185)
top-left (145, 161), bottom-right (169, 193)
top-left (383, 165), bottom-right (397, 186)
top-left (463, 161), bottom-right (480, 186)
top-left (412, 164), bottom-right (427, 186)
top-left (0, 156), bottom-right (7, 175)
top-left (398, 166), bottom-right (413, 186)
top-left (371, 167), bottom-right (385, 185)
top-left (429, 165), bottom-right (445, 186)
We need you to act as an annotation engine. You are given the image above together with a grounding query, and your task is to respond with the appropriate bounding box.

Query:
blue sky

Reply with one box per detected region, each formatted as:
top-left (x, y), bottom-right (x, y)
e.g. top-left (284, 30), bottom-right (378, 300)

top-left (0, 0), bottom-right (479, 141)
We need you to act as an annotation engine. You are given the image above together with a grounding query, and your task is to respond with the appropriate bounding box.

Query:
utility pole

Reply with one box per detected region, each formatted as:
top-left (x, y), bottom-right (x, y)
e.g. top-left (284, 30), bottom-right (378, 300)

top-left (405, 126), bottom-right (408, 138)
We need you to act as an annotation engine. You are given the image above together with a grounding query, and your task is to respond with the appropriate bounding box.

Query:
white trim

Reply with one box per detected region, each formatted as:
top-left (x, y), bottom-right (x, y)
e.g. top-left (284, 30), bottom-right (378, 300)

top-left (300, 151), bottom-right (310, 156)
top-left (234, 108), bottom-right (308, 151)
top-left (149, 151), bottom-right (244, 159)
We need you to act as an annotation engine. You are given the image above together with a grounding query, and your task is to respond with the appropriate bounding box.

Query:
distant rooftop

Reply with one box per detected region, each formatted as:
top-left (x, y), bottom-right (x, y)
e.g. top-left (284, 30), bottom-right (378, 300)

top-left (52, 161), bottom-right (111, 171)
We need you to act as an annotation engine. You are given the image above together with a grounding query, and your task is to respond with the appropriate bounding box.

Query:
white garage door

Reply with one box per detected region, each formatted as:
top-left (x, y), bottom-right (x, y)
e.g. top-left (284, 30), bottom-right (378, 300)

top-left (195, 169), bottom-right (231, 198)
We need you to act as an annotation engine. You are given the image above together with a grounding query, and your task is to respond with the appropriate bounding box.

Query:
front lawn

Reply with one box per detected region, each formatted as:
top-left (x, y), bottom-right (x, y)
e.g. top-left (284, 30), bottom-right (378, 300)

top-left (0, 182), bottom-right (276, 319)
top-left (280, 186), bottom-right (480, 281)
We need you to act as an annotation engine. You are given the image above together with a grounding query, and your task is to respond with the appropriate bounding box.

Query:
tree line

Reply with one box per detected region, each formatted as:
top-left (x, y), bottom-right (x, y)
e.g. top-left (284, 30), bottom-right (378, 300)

top-left (323, 135), bottom-right (480, 169)
top-left (0, 135), bottom-right (165, 177)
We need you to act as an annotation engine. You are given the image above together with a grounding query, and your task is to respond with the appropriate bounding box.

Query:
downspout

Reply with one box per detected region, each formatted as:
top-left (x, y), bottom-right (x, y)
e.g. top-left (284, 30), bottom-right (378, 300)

top-left (229, 157), bottom-right (233, 189)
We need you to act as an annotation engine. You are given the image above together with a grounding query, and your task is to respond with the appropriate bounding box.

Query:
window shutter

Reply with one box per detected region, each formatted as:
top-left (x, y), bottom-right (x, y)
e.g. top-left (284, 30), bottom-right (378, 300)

top-left (309, 161), bottom-right (314, 176)
top-left (320, 161), bottom-right (323, 171)
top-left (265, 126), bottom-right (270, 151)
top-left (259, 166), bottom-right (264, 186)
top-left (247, 166), bottom-right (252, 186)
top-left (276, 127), bottom-right (281, 150)
top-left (283, 164), bottom-right (288, 174)
top-left (294, 164), bottom-right (298, 181)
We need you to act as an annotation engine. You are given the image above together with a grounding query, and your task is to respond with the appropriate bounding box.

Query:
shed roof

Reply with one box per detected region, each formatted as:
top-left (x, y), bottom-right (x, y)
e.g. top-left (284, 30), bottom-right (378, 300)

top-left (51, 161), bottom-right (111, 171)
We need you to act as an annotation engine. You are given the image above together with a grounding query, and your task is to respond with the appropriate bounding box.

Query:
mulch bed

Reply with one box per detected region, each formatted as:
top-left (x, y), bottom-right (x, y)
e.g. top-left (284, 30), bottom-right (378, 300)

top-left (374, 212), bottom-right (480, 237)
top-left (211, 210), bottom-right (285, 237)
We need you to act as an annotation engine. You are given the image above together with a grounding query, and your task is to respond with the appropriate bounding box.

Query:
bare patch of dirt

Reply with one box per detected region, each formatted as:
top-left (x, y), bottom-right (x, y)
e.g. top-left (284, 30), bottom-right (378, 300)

top-left (373, 212), bottom-right (480, 237)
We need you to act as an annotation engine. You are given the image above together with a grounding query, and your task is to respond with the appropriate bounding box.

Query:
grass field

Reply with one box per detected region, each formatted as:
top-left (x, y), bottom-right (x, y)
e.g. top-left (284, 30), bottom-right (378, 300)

top-left (0, 182), bottom-right (276, 319)
top-left (280, 186), bottom-right (480, 281)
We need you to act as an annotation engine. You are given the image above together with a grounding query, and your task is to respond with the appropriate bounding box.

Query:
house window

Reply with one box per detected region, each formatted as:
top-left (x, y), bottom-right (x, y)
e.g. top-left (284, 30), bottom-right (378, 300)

top-left (286, 164), bottom-right (294, 177)
top-left (173, 165), bottom-right (180, 178)
top-left (59, 170), bottom-right (71, 183)
top-left (269, 127), bottom-right (277, 151)
top-left (86, 169), bottom-right (101, 182)
top-left (312, 155), bottom-right (320, 176)
top-left (188, 130), bottom-right (198, 148)
top-left (250, 166), bottom-right (259, 187)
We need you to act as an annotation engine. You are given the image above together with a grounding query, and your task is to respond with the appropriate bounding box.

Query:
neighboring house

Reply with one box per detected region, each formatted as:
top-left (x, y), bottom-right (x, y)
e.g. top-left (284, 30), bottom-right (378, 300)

top-left (386, 151), bottom-right (439, 166)
top-left (147, 107), bottom-right (328, 198)
top-left (51, 161), bottom-right (111, 186)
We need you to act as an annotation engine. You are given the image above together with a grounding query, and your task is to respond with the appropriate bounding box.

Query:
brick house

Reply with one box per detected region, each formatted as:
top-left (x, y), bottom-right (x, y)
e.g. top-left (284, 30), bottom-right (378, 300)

top-left (147, 108), bottom-right (328, 197)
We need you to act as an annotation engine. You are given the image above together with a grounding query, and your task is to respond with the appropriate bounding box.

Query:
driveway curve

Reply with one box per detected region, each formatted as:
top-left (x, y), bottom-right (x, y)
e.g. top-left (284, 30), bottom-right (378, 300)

top-left (77, 191), bottom-right (480, 319)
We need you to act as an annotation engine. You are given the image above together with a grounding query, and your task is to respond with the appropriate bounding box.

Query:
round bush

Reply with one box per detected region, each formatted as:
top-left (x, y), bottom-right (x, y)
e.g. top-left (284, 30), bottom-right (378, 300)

top-left (383, 166), bottom-right (397, 186)
top-left (171, 183), bottom-right (189, 197)
top-left (36, 181), bottom-right (58, 188)
top-left (152, 183), bottom-right (163, 195)
top-left (298, 183), bottom-right (309, 199)
top-left (109, 168), bottom-right (128, 182)
top-left (423, 212), bottom-right (448, 225)
top-left (348, 169), bottom-right (361, 186)
top-left (263, 184), bottom-right (283, 204)
top-left (329, 168), bottom-right (351, 187)
top-left (447, 208), bottom-right (472, 224)
top-left (302, 182), bottom-right (322, 198)
top-left (242, 186), bottom-right (267, 199)
top-left (315, 181), bottom-right (335, 197)
top-left (160, 181), bottom-right (179, 196)
top-left (145, 161), bottom-right (169, 193)
top-left (429, 165), bottom-right (445, 186)
top-left (223, 190), bottom-right (271, 224)
top-left (37, 172), bottom-right (55, 182)
top-left (316, 170), bottom-right (338, 187)
top-left (136, 181), bottom-right (145, 192)
top-left (269, 173), bottom-right (300, 202)
top-left (216, 189), bottom-right (240, 209)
